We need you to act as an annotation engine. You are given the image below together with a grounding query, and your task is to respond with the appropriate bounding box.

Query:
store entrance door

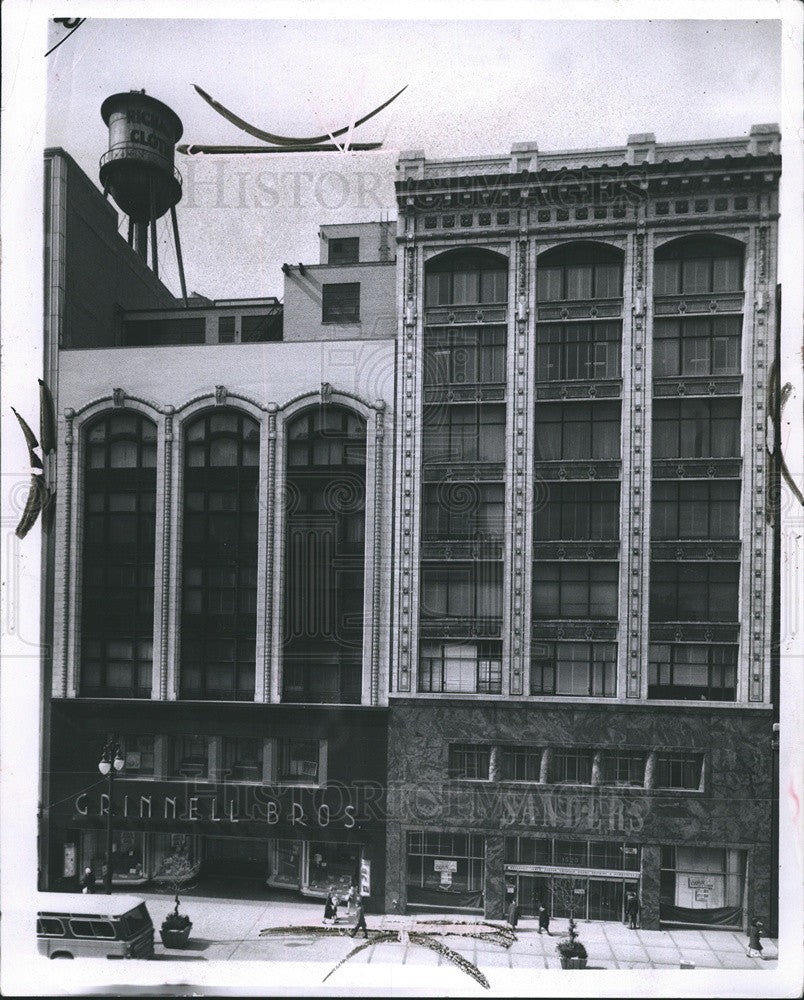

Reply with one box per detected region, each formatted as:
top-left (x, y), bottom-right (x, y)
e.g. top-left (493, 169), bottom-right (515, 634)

top-left (204, 838), bottom-right (269, 878)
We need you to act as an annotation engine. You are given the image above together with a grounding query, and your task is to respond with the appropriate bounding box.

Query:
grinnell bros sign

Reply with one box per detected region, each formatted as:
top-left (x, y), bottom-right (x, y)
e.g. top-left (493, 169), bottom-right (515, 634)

top-left (73, 783), bottom-right (377, 830)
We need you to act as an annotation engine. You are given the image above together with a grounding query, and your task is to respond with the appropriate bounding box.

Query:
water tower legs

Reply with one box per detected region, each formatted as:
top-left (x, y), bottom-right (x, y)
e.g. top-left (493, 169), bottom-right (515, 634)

top-left (134, 222), bottom-right (147, 261)
top-left (148, 177), bottom-right (159, 280)
top-left (170, 204), bottom-right (189, 308)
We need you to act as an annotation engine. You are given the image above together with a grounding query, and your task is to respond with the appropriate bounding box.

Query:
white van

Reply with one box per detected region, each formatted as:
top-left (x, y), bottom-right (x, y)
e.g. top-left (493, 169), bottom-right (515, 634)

top-left (36, 893), bottom-right (154, 959)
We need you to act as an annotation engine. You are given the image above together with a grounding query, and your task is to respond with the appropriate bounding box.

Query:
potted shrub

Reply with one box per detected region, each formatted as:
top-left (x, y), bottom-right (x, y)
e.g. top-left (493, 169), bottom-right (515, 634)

top-left (555, 915), bottom-right (588, 969)
top-left (156, 851), bottom-right (197, 949)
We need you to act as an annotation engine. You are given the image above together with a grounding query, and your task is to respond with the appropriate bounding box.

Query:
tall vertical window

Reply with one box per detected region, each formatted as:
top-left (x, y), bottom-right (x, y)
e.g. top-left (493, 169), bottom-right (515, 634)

top-left (652, 399), bottom-right (741, 459)
top-left (651, 481), bottom-right (740, 539)
top-left (180, 409), bottom-right (259, 700)
top-left (81, 411), bottom-right (156, 697)
top-left (283, 405), bottom-right (367, 704)
top-left (649, 563), bottom-right (739, 623)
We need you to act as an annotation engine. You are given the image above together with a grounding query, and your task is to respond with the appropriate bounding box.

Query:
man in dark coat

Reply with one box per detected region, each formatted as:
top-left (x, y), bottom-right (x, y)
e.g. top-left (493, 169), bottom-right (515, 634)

top-left (538, 901), bottom-right (550, 934)
top-left (349, 896), bottom-right (368, 938)
top-left (746, 919), bottom-right (764, 957)
top-left (626, 891), bottom-right (640, 929)
top-left (507, 896), bottom-right (520, 929)
top-left (80, 867), bottom-right (94, 894)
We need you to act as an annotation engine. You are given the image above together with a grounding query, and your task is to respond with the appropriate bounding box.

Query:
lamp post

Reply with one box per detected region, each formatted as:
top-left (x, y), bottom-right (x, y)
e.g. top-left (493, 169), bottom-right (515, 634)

top-left (98, 739), bottom-right (125, 894)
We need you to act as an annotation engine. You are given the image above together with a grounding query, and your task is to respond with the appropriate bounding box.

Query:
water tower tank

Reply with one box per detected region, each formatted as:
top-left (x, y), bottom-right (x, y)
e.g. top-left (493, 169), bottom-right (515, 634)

top-left (99, 91), bottom-right (183, 223)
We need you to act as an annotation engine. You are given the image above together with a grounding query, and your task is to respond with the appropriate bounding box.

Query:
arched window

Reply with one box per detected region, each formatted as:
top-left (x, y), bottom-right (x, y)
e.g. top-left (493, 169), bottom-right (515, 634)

top-left (537, 242), bottom-right (623, 302)
top-left (180, 409), bottom-right (259, 700)
top-left (535, 243), bottom-right (623, 381)
top-left (283, 405), bottom-right (367, 704)
top-left (80, 411), bottom-right (156, 697)
top-left (425, 248), bottom-right (508, 307)
top-left (654, 235), bottom-right (744, 296)
top-left (653, 236), bottom-right (744, 378)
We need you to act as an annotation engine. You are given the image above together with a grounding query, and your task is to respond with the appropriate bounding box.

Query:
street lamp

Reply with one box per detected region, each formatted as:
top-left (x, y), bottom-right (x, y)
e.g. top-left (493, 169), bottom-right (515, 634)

top-left (98, 739), bottom-right (125, 894)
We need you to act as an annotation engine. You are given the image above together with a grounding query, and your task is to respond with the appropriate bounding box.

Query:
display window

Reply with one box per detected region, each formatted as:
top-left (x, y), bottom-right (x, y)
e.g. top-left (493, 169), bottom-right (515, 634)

top-left (406, 831), bottom-right (485, 910)
top-left (306, 842), bottom-right (360, 899)
top-left (660, 845), bottom-right (746, 926)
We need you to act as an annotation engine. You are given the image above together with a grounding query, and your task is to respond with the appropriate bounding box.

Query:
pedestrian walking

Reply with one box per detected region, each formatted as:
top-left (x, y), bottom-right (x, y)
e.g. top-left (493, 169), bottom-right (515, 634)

top-left (625, 891), bottom-right (640, 929)
top-left (349, 895), bottom-right (368, 939)
top-left (507, 896), bottom-right (520, 930)
top-left (347, 883), bottom-right (358, 916)
top-left (323, 889), bottom-right (337, 926)
top-left (746, 919), bottom-right (764, 957)
top-left (80, 867), bottom-right (94, 894)
top-left (538, 901), bottom-right (550, 935)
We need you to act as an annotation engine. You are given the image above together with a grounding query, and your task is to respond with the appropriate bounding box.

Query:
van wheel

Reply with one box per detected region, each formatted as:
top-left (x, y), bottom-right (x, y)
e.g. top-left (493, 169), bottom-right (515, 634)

top-left (50, 951), bottom-right (74, 959)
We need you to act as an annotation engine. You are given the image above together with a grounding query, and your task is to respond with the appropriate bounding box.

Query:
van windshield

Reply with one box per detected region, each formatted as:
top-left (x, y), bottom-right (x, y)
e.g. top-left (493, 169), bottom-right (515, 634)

top-left (120, 903), bottom-right (152, 937)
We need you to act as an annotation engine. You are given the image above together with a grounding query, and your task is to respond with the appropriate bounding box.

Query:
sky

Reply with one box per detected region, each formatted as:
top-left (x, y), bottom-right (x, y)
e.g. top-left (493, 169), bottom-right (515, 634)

top-left (44, 16), bottom-right (783, 301)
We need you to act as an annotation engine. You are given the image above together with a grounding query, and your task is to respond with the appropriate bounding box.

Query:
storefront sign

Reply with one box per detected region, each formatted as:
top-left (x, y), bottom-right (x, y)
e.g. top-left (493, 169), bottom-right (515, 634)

top-left (73, 789), bottom-right (358, 829)
top-left (687, 876), bottom-right (715, 889)
top-left (694, 889), bottom-right (711, 902)
top-left (63, 843), bottom-right (77, 878)
top-left (394, 784), bottom-right (648, 835)
top-left (434, 859), bottom-right (458, 873)
top-left (360, 858), bottom-right (371, 896)
top-left (440, 871), bottom-right (453, 887)
top-left (505, 864), bottom-right (639, 880)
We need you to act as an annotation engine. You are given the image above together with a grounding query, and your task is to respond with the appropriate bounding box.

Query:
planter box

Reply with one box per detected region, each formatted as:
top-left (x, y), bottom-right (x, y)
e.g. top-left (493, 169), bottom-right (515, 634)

top-left (160, 924), bottom-right (192, 948)
top-left (559, 955), bottom-right (588, 969)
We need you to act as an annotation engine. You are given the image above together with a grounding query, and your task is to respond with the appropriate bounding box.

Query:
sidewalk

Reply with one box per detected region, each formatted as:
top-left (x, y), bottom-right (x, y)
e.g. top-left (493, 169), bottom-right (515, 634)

top-left (140, 891), bottom-right (779, 972)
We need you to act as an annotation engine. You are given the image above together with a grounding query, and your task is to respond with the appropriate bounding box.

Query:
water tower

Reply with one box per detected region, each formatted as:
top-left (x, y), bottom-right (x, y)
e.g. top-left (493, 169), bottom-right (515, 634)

top-left (99, 90), bottom-right (188, 304)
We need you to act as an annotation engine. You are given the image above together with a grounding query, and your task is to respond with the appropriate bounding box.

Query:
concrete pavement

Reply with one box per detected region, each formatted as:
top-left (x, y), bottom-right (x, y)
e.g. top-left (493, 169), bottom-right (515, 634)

top-left (140, 891), bottom-right (779, 973)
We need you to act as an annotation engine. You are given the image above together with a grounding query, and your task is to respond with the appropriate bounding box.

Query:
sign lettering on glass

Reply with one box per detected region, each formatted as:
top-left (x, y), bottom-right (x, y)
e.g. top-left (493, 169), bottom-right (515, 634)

top-left (434, 859), bottom-right (458, 873)
top-left (687, 875), bottom-right (715, 889)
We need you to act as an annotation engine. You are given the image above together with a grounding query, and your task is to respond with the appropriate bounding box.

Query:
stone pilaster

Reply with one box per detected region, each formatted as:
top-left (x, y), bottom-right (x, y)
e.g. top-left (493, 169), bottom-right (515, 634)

top-left (508, 237), bottom-right (531, 695)
top-left (745, 219), bottom-right (774, 703)
top-left (261, 405), bottom-right (277, 702)
top-left (484, 833), bottom-right (506, 920)
top-left (385, 820), bottom-right (406, 913)
top-left (622, 221), bottom-right (650, 699)
top-left (371, 404), bottom-right (385, 704)
top-left (639, 844), bottom-right (661, 929)
top-left (156, 409), bottom-right (173, 700)
top-left (394, 240), bottom-right (421, 692)
top-left (56, 408), bottom-right (75, 697)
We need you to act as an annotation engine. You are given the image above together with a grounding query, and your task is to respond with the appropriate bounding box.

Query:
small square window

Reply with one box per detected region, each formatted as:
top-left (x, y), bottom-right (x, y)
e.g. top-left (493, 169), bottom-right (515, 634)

top-left (613, 206), bottom-right (626, 218)
top-left (734, 196), bottom-right (749, 211)
top-left (497, 211), bottom-right (510, 225)
top-left (278, 739), bottom-right (320, 784)
top-left (694, 199), bottom-right (709, 213)
top-left (327, 237), bottom-right (359, 265)
top-left (556, 209), bottom-right (569, 221)
top-left (442, 215), bottom-right (455, 228)
top-left (593, 207), bottom-right (607, 219)
top-left (575, 207), bottom-right (589, 220)
top-left (424, 216), bottom-right (437, 230)
top-left (322, 282), bottom-right (360, 323)
top-left (655, 202), bottom-right (669, 216)
top-left (714, 197), bottom-right (728, 211)
top-left (218, 316), bottom-right (235, 343)
top-left (460, 214), bottom-right (473, 227)
top-left (674, 200), bottom-right (689, 214)
top-left (478, 212), bottom-right (491, 226)
top-left (537, 209), bottom-right (551, 223)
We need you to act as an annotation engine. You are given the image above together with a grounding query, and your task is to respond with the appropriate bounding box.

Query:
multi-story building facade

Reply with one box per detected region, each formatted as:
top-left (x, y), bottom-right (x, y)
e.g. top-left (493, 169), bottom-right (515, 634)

top-left (41, 147), bottom-right (395, 910)
top-left (39, 111), bottom-right (781, 933)
top-left (386, 128), bottom-right (780, 929)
